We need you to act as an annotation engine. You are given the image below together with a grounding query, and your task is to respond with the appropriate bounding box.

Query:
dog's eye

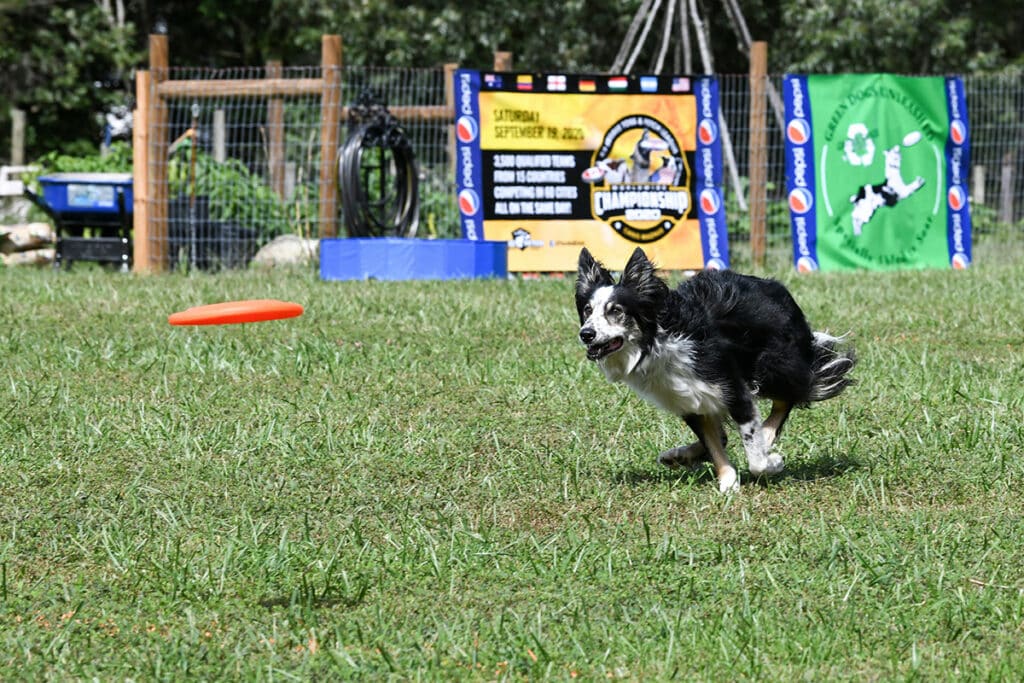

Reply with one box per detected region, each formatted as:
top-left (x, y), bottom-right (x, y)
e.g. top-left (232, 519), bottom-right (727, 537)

top-left (582, 304), bottom-right (593, 317)
top-left (607, 304), bottom-right (623, 317)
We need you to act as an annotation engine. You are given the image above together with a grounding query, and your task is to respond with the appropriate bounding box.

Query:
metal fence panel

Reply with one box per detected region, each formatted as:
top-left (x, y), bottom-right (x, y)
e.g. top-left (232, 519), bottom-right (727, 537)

top-left (147, 67), bottom-right (1023, 270)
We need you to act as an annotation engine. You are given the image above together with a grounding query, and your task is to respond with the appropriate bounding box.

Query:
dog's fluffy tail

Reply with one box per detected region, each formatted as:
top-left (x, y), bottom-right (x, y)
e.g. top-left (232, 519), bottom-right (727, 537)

top-left (808, 332), bottom-right (856, 402)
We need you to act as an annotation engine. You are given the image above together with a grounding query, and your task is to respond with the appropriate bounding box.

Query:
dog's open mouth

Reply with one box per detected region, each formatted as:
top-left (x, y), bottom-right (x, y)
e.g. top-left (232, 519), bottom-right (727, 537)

top-left (586, 337), bottom-right (624, 361)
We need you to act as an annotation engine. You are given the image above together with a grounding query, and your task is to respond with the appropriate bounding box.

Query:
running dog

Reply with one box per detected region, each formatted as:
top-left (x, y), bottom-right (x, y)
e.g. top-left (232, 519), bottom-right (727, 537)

top-left (575, 247), bottom-right (856, 493)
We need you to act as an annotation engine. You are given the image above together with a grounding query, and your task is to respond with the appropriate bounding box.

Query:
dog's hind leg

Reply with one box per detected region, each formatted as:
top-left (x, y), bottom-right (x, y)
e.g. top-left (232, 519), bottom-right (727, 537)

top-left (658, 415), bottom-right (725, 468)
top-left (763, 400), bottom-right (794, 452)
top-left (733, 398), bottom-right (784, 478)
top-left (699, 415), bottom-right (739, 493)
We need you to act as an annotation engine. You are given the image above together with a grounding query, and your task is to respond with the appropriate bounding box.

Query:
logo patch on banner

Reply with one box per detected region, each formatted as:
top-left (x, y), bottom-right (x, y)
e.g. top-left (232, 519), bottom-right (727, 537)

top-left (783, 74), bottom-right (972, 271)
top-left (587, 116), bottom-right (689, 244)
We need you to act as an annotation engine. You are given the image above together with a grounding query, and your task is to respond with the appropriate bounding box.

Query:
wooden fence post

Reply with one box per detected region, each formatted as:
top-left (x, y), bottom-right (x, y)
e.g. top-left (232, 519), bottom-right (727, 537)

top-left (132, 69), bottom-right (152, 273)
top-left (999, 151), bottom-right (1015, 224)
top-left (149, 33), bottom-right (169, 271)
top-left (10, 108), bottom-right (25, 166)
top-left (971, 165), bottom-right (985, 205)
top-left (747, 41), bottom-right (768, 267)
top-left (267, 60), bottom-right (286, 199)
top-left (444, 63), bottom-right (458, 182)
top-left (213, 109), bottom-right (226, 162)
top-left (318, 35), bottom-right (342, 239)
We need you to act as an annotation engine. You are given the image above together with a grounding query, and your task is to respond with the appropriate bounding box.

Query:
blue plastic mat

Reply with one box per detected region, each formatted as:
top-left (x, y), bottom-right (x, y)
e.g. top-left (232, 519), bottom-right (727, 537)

top-left (320, 238), bottom-right (508, 281)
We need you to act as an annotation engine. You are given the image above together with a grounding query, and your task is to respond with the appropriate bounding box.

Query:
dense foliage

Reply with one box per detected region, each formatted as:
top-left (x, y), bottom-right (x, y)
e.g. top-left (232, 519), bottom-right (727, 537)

top-left (1, 0), bottom-right (1020, 160)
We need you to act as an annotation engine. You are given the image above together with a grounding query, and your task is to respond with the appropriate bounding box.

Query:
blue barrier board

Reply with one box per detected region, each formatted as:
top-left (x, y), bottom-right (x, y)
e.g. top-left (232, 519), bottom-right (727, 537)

top-left (320, 238), bottom-right (508, 281)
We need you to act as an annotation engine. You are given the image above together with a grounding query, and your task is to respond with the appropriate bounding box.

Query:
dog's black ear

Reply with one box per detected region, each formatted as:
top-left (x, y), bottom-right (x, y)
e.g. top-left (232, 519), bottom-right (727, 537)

top-left (576, 248), bottom-right (613, 321)
top-left (576, 248), bottom-right (613, 292)
top-left (620, 247), bottom-right (654, 284)
top-left (620, 247), bottom-right (667, 302)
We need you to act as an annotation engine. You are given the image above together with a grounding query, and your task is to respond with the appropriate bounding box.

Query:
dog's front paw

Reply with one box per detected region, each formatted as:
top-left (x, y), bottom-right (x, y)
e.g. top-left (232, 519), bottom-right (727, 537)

top-left (763, 452), bottom-right (784, 475)
top-left (658, 443), bottom-right (707, 469)
top-left (749, 452), bottom-right (785, 477)
top-left (717, 467), bottom-right (739, 494)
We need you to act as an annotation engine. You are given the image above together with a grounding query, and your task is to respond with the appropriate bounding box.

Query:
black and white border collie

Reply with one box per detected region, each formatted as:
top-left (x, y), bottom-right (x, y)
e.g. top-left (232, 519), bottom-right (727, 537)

top-left (575, 247), bottom-right (856, 493)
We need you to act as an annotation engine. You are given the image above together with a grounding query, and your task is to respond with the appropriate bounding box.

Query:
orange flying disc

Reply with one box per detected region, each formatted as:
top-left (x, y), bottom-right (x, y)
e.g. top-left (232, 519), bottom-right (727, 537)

top-left (168, 299), bottom-right (304, 326)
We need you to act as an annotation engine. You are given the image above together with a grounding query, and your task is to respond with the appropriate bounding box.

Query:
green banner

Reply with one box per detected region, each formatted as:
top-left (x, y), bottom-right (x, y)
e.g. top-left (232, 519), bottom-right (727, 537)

top-left (784, 74), bottom-right (972, 271)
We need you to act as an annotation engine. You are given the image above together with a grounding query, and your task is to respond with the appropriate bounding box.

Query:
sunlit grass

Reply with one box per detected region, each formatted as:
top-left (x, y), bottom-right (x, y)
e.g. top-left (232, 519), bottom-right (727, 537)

top-left (1, 261), bottom-right (1022, 679)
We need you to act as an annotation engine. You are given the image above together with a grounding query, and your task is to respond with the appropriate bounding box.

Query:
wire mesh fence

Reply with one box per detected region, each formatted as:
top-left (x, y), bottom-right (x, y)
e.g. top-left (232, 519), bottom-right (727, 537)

top-left (146, 65), bottom-right (1023, 270)
top-left (147, 63), bottom-right (458, 271)
top-left (154, 66), bottom-right (323, 271)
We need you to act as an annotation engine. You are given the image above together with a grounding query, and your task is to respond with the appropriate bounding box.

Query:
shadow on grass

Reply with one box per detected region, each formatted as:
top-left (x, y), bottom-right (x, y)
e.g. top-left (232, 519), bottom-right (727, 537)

top-left (612, 462), bottom-right (717, 487)
top-left (258, 583), bottom-right (370, 611)
top-left (258, 594), bottom-right (365, 611)
top-left (612, 452), bottom-right (861, 488)
top-left (779, 453), bottom-right (861, 482)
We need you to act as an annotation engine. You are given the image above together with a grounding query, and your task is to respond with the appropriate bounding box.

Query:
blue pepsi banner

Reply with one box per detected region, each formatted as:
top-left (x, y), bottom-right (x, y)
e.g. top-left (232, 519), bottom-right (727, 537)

top-left (783, 74), bottom-right (972, 271)
top-left (454, 70), bottom-right (728, 271)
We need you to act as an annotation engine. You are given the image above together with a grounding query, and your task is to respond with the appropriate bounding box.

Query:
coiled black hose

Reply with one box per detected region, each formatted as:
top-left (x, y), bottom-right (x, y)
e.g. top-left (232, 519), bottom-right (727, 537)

top-left (337, 93), bottom-right (420, 237)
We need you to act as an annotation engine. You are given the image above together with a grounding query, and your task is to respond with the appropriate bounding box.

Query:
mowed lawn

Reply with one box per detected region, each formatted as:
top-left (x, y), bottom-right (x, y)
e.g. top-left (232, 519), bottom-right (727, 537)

top-left (1, 261), bottom-right (1022, 680)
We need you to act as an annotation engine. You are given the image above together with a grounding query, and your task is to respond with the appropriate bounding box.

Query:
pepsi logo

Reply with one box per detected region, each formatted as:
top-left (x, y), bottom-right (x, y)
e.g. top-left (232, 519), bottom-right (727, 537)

top-left (456, 116), bottom-right (479, 144)
top-left (796, 255), bottom-right (819, 273)
top-left (698, 119), bottom-right (718, 145)
top-left (951, 252), bottom-right (970, 270)
top-left (947, 185), bottom-right (967, 211)
top-left (950, 120), bottom-right (967, 146)
top-left (787, 118), bottom-right (811, 145)
top-left (705, 257), bottom-right (727, 271)
top-left (788, 187), bottom-right (814, 214)
top-left (458, 189), bottom-right (480, 215)
top-left (699, 189), bottom-right (721, 215)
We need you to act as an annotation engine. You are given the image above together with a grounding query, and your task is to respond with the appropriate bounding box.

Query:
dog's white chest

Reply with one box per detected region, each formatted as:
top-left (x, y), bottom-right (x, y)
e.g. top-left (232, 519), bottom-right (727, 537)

top-left (606, 338), bottom-right (725, 417)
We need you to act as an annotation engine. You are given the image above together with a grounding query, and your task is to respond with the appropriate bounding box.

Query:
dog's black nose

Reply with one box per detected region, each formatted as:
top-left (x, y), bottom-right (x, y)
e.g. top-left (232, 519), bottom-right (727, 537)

top-left (579, 328), bottom-right (596, 344)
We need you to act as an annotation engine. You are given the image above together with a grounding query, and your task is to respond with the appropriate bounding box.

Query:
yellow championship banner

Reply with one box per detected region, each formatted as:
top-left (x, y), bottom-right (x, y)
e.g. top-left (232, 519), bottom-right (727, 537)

top-left (454, 71), bottom-right (729, 271)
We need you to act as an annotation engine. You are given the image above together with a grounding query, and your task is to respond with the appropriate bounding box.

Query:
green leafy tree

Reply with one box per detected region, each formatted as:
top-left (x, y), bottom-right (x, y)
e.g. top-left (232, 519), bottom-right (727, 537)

top-left (1, 0), bottom-right (1020, 161)
top-left (1, 0), bottom-right (141, 158)
top-left (769, 0), bottom-right (1023, 73)
top-left (146, 0), bottom-right (639, 71)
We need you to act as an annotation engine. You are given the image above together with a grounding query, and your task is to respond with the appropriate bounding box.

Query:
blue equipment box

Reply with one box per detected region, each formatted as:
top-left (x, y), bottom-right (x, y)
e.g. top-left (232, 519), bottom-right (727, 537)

top-left (320, 238), bottom-right (508, 281)
top-left (37, 173), bottom-right (134, 215)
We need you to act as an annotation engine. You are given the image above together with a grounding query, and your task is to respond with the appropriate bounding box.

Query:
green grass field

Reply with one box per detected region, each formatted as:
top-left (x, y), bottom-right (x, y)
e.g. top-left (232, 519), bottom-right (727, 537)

top-left (1, 261), bottom-right (1022, 680)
